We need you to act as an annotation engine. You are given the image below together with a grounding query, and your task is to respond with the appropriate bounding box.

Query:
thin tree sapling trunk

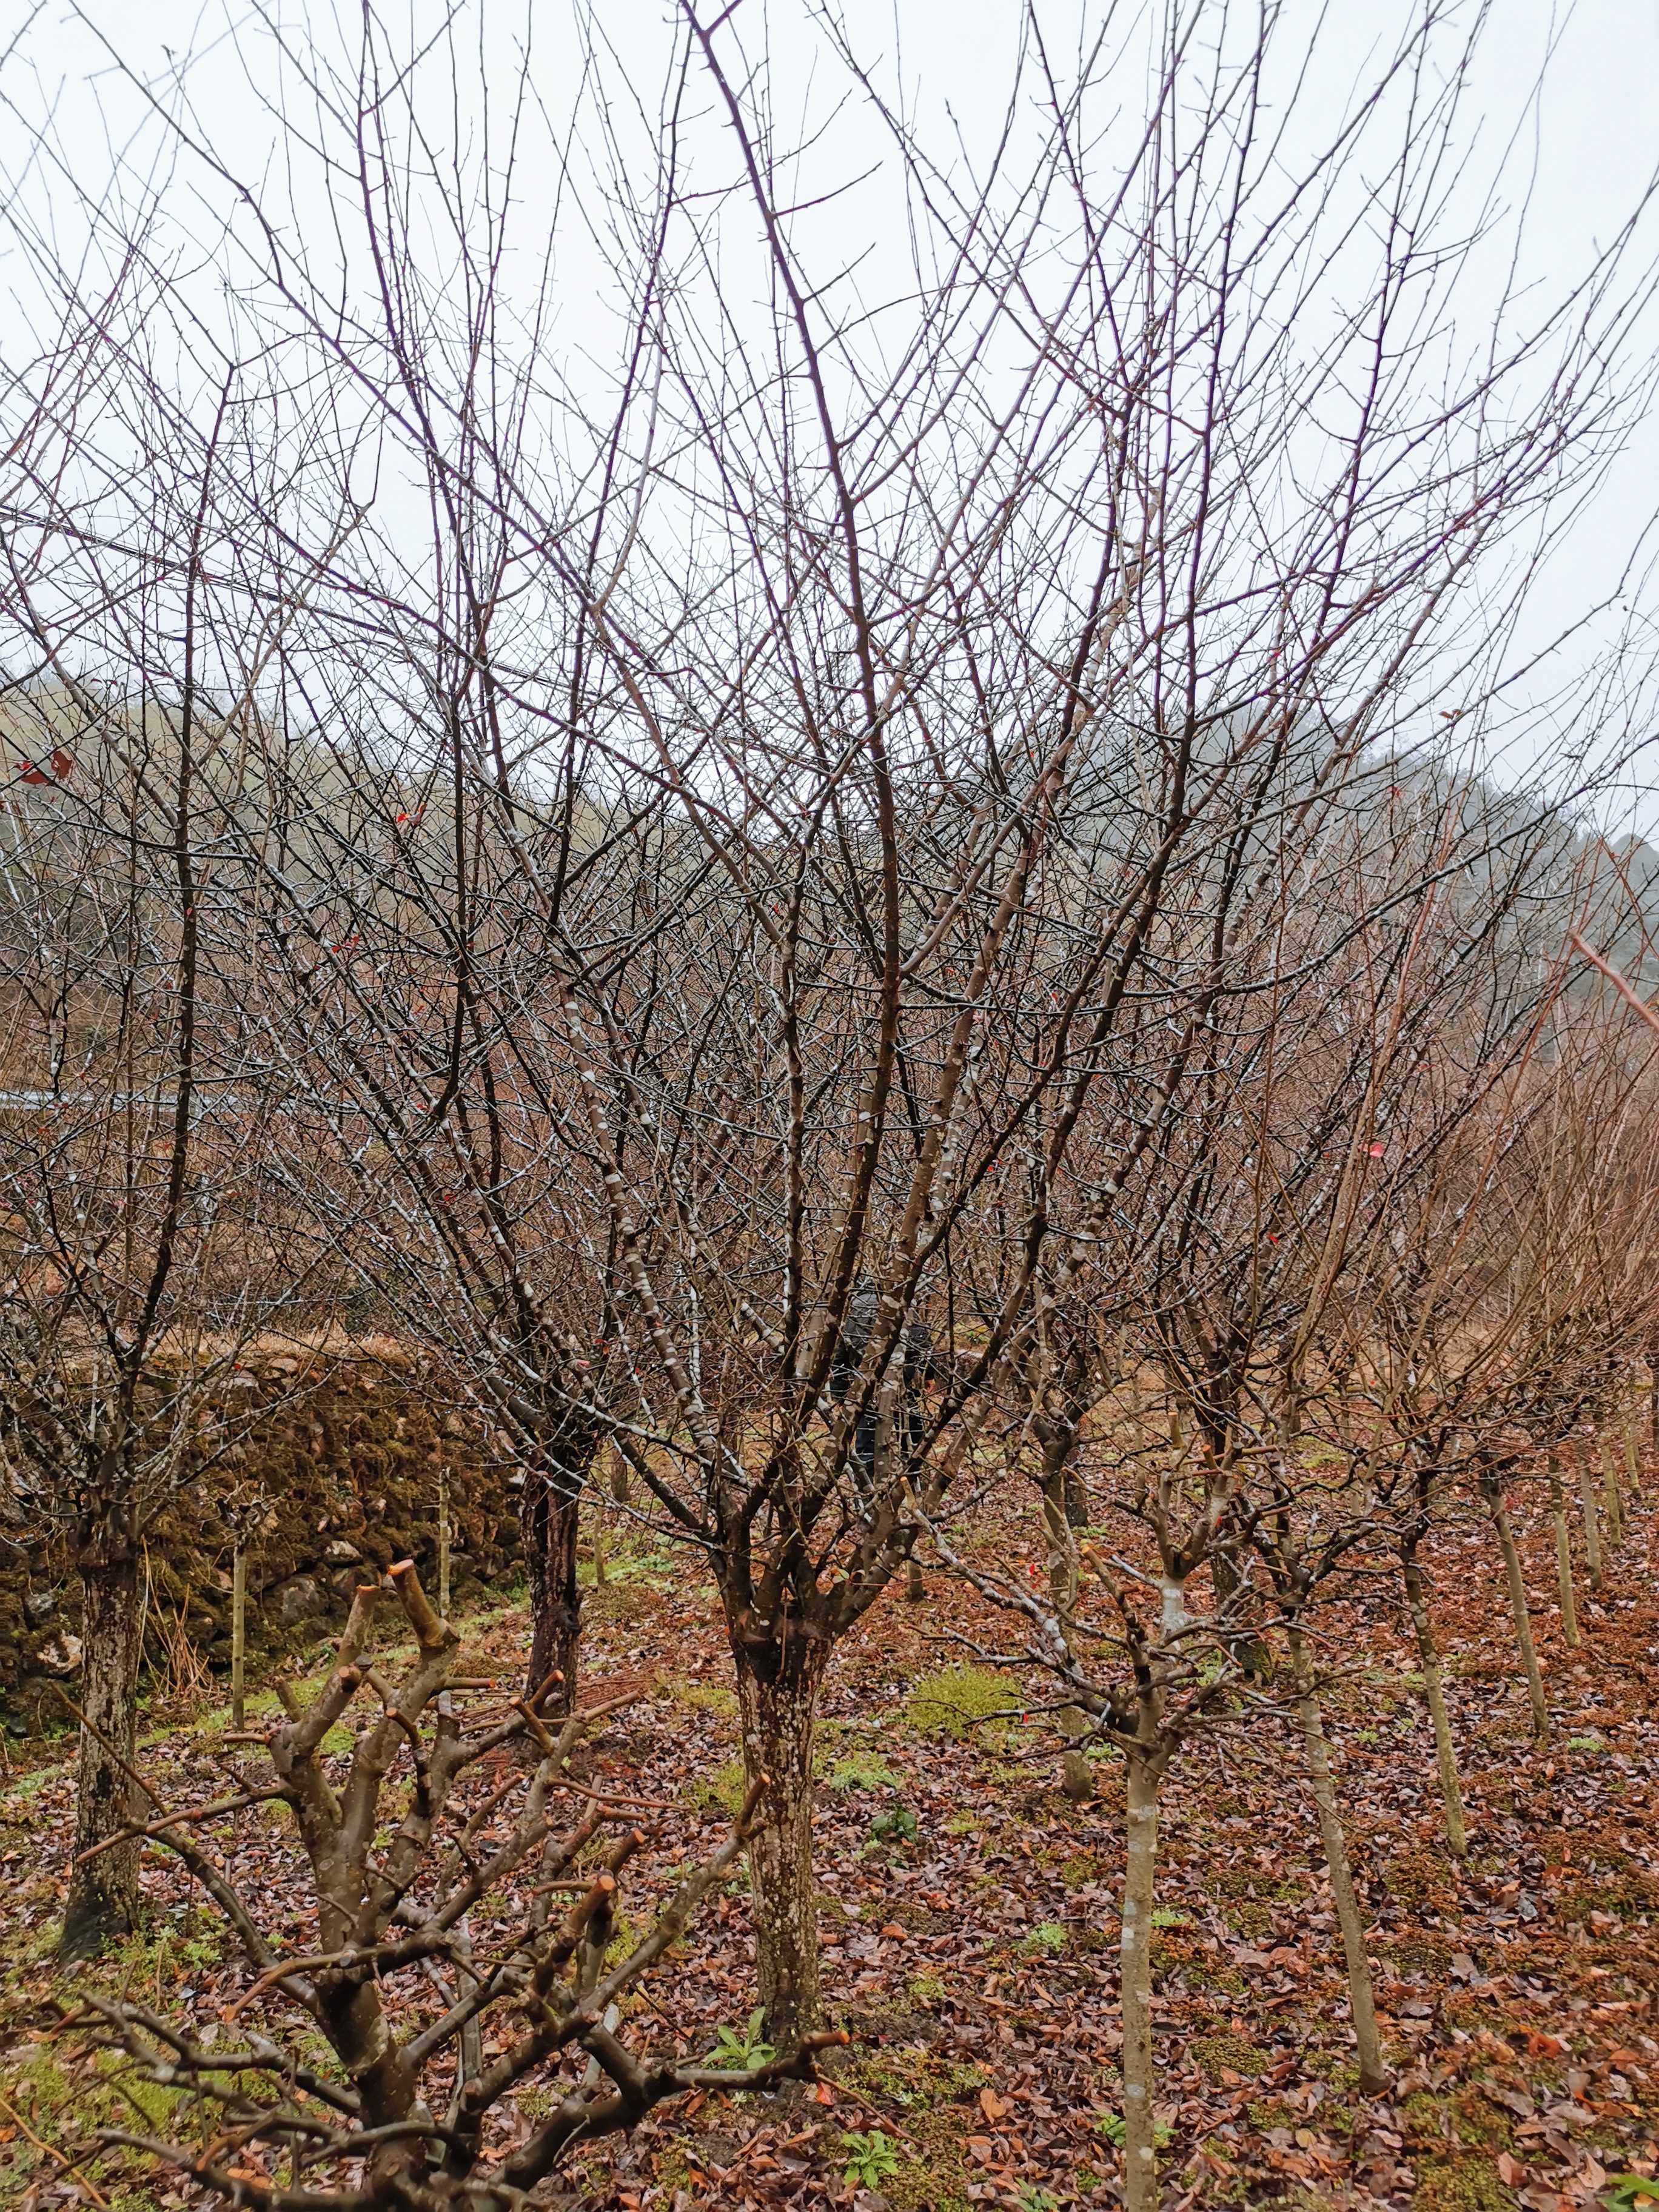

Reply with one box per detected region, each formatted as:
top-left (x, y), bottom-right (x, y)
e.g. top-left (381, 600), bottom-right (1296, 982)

top-left (1287, 1627), bottom-right (1389, 2093)
top-left (1575, 1441), bottom-right (1603, 1592)
top-left (1486, 1479), bottom-right (1547, 1743)
top-left (1400, 1547), bottom-right (1467, 1857)
top-left (1121, 1741), bottom-right (1167, 2212)
top-left (1599, 1435), bottom-right (1623, 1552)
top-left (437, 1463), bottom-right (452, 1617)
top-left (230, 1537), bottom-right (247, 1730)
top-left (1622, 1394), bottom-right (1642, 1499)
top-left (1550, 1466), bottom-right (1580, 1648)
top-left (1041, 1467), bottom-right (1094, 1801)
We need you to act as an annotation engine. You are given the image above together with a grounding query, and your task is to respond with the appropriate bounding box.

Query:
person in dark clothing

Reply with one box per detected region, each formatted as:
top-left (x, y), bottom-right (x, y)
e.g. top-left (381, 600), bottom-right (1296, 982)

top-left (828, 1278), bottom-right (936, 1483)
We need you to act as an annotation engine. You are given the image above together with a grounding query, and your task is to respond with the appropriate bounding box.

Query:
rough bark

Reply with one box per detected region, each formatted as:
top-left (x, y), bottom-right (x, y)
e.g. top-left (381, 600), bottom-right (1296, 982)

top-left (1401, 1549), bottom-right (1466, 1857)
top-left (1575, 1441), bottom-right (1603, 1592)
top-left (1550, 1469), bottom-right (1580, 1648)
top-left (1488, 1486), bottom-right (1547, 1743)
top-left (1288, 1629), bottom-right (1389, 2093)
top-left (61, 1537), bottom-right (145, 1959)
top-left (521, 1432), bottom-right (594, 1713)
top-left (1062, 1462), bottom-right (1090, 1530)
top-left (1059, 1714), bottom-right (1096, 1803)
top-left (732, 1628), bottom-right (829, 2045)
top-left (1210, 1543), bottom-right (1270, 1680)
top-left (1121, 1747), bottom-right (1165, 2212)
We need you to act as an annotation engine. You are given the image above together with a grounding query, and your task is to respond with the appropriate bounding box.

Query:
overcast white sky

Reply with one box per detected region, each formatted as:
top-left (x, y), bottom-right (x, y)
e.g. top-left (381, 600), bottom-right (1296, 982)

top-left (4, 0), bottom-right (1658, 823)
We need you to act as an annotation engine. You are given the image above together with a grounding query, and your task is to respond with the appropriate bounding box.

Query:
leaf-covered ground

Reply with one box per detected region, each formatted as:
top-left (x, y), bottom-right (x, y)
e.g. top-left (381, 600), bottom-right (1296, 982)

top-left (2, 1480), bottom-right (1655, 2212)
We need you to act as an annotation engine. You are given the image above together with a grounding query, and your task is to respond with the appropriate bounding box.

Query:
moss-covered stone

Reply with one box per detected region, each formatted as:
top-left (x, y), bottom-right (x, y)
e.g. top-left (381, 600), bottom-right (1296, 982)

top-left (2, 1353), bottom-right (511, 1737)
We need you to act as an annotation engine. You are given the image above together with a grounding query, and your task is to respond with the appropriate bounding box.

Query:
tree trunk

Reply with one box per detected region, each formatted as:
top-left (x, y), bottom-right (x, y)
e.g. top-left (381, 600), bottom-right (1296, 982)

top-left (1062, 1461), bottom-right (1090, 1530)
top-left (1121, 1746), bottom-right (1165, 2212)
top-left (1575, 1442), bottom-right (1603, 1592)
top-left (1401, 1549), bottom-right (1466, 1857)
top-left (1550, 1470), bottom-right (1580, 1648)
top-left (1488, 1488), bottom-right (1547, 1743)
top-left (1040, 1466), bottom-right (1093, 1800)
top-left (1599, 1436), bottom-right (1623, 1552)
top-left (1059, 1709), bottom-right (1095, 1803)
top-left (1037, 1406), bottom-right (1088, 1531)
top-left (436, 1463), bottom-right (452, 1618)
top-left (1159, 1570), bottom-right (1187, 1643)
top-left (521, 1439), bottom-right (590, 1713)
top-left (230, 1538), bottom-right (247, 1729)
top-left (1211, 1542), bottom-right (1270, 1680)
top-left (1288, 1629), bottom-right (1388, 2093)
top-left (1622, 1396), bottom-right (1642, 1500)
top-left (732, 1627), bottom-right (829, 2045)
top-left (61, 1538), bottom-right (145, 1959)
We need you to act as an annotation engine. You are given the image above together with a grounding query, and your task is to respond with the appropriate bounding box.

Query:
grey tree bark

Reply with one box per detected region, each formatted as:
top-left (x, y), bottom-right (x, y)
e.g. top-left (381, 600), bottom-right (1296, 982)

top-left (733, 1632), bottom-right (830, 2044)
top-left (1121, 1743), bottom-right (1167, 2212)
top-left (1575, 1441), bottom-right (1604, 1592)
top-left (1486, 1480), bottom-right (1548, 1743)
top-left (61, 1530), bottom-right (145, 1959)
top-left (1550, 1465), bottom-right (1580, 1647)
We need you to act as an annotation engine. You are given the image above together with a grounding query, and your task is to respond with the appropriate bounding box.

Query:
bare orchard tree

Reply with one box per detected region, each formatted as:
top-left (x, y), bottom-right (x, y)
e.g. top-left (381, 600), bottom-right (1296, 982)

top-left (1322, 964), bottom-right (1659, 1834)
top-left (923, 1466), bottom-right (1276, 2212)
top-left (0, 272), bottom-right (333, 1949)
top-left (11, 0), bottom-right (1656, 2037)
top-left (74, 1561), bottom-right (842, 2210)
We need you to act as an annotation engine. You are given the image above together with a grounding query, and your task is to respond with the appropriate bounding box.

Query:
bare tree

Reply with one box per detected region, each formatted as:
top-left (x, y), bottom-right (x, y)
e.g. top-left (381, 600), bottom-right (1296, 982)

top-left (73, 1561), bottom-right (842, 2210)
top-left (5, 0), bottom-right (1656, 2047)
